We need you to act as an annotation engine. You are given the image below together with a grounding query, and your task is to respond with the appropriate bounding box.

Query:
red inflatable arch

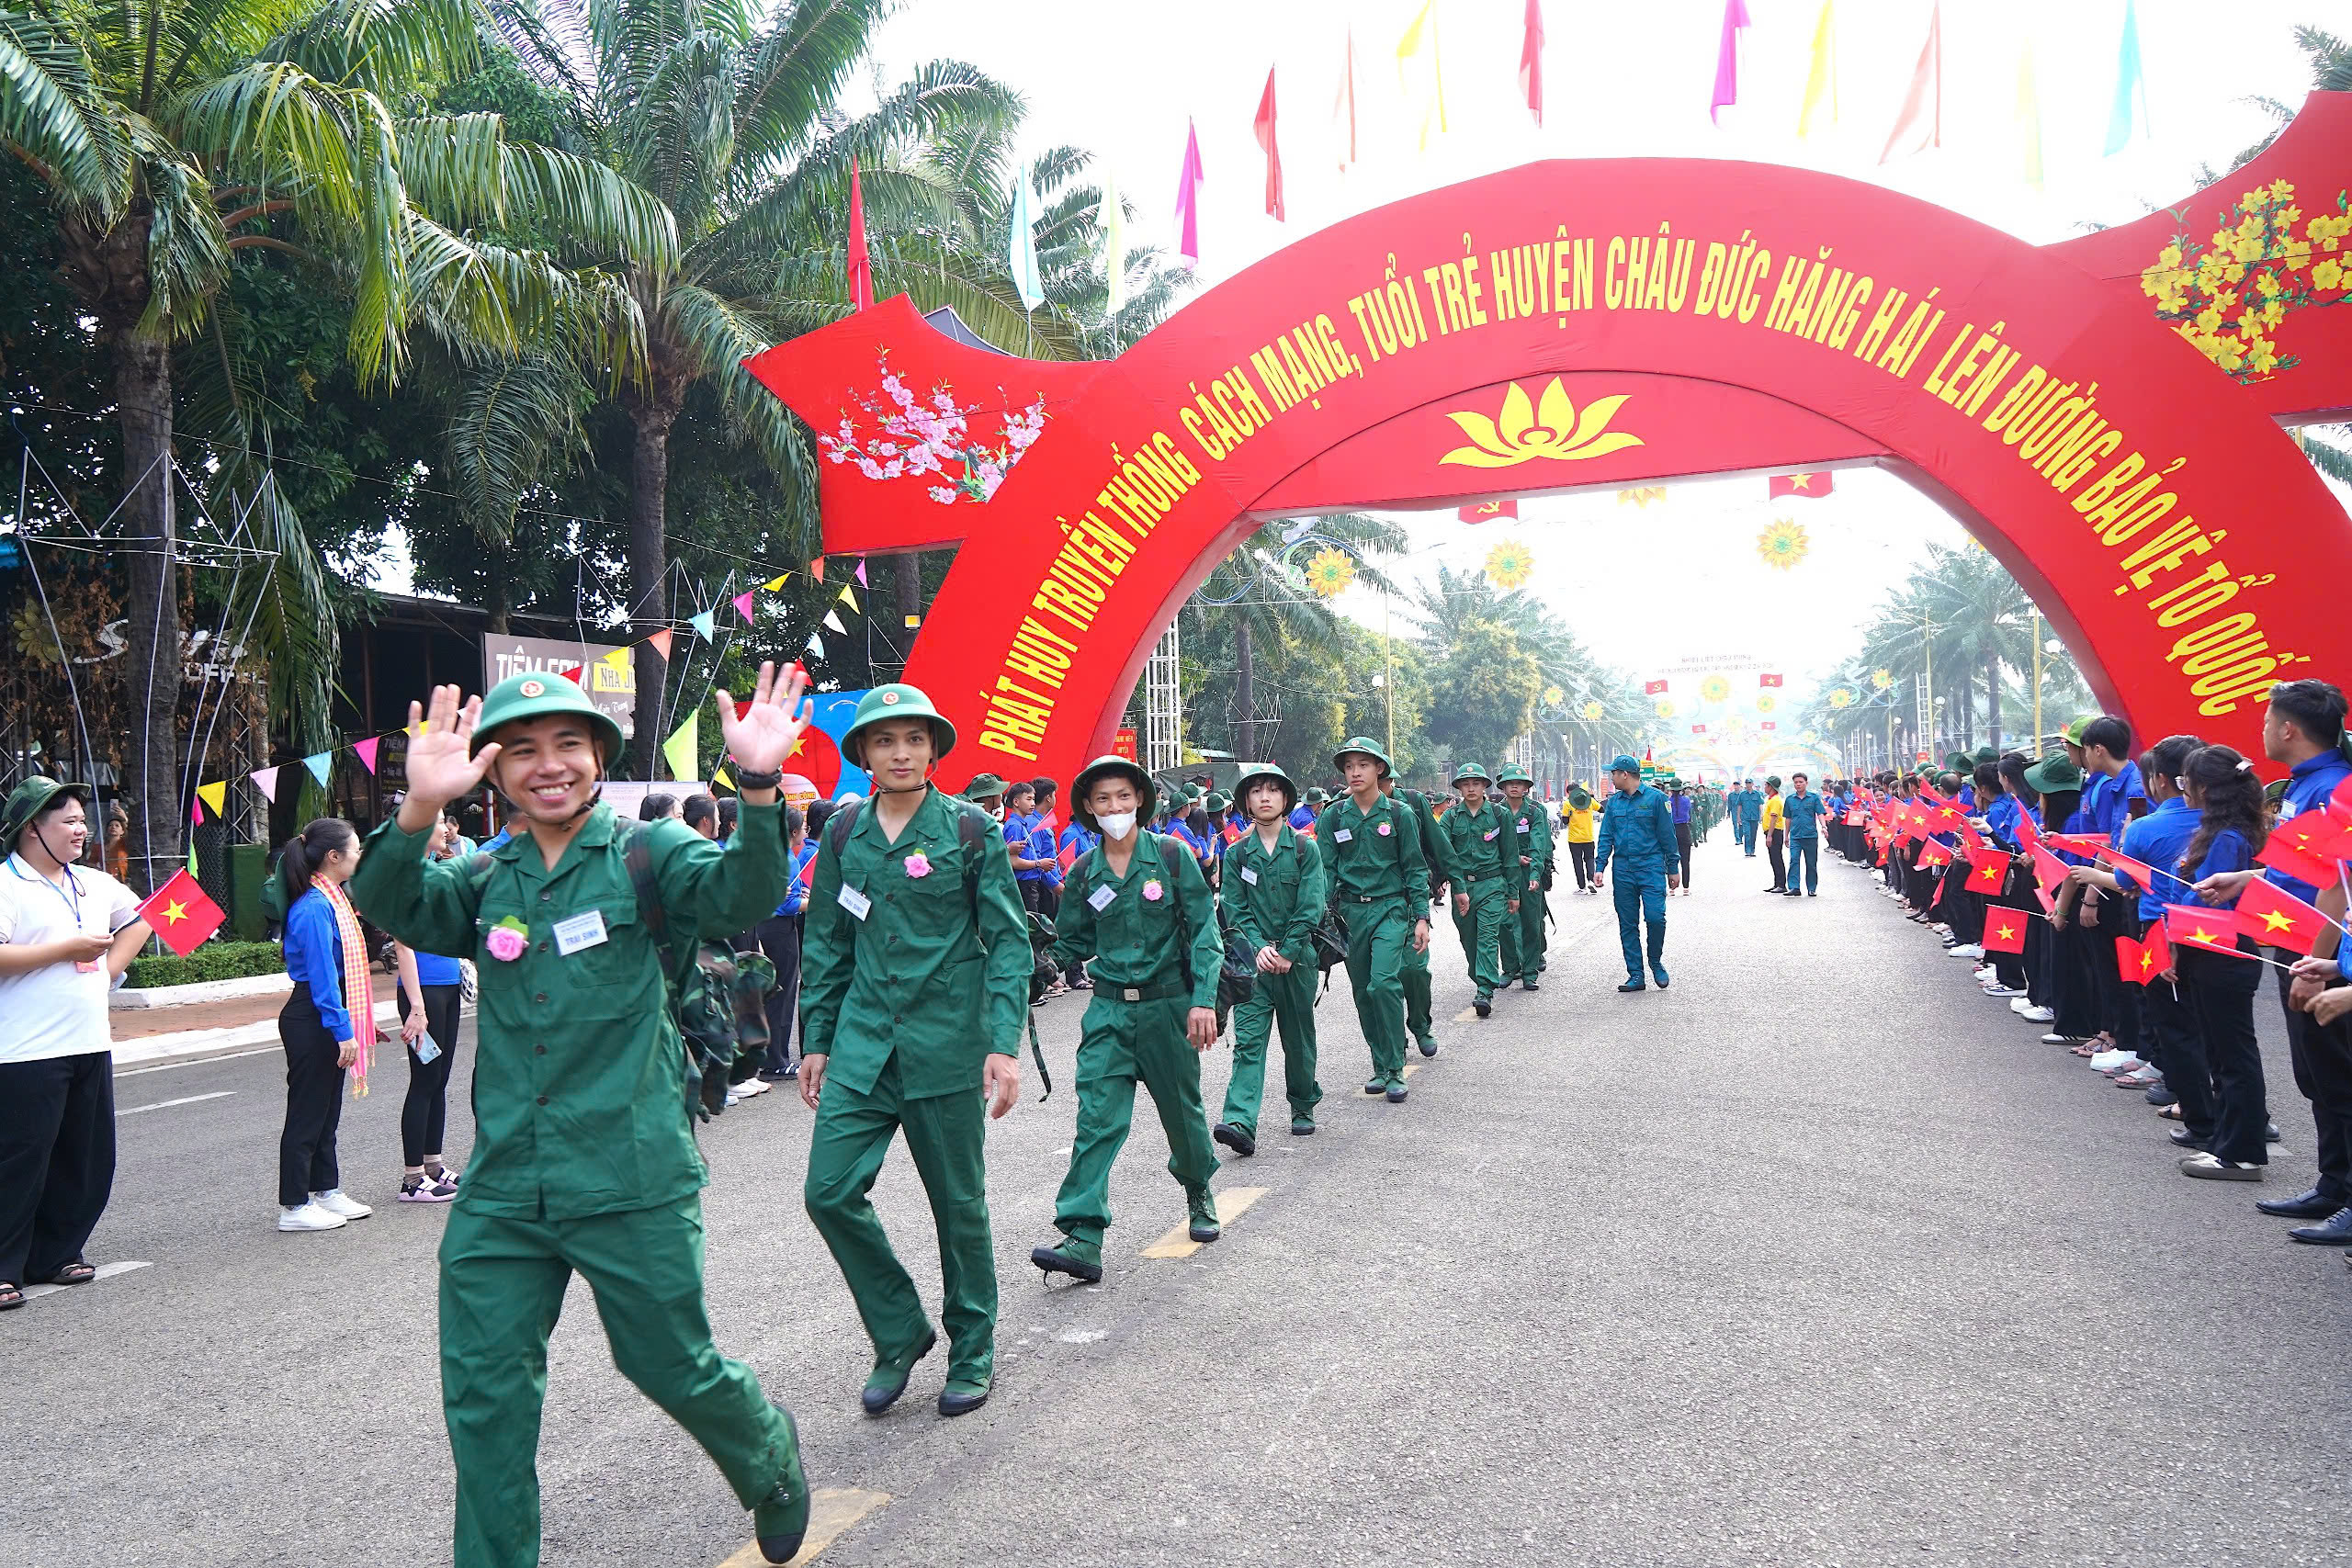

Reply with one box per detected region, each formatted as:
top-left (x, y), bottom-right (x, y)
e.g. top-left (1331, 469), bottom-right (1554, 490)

top-left (748, 94), bottom-right (2352, 788)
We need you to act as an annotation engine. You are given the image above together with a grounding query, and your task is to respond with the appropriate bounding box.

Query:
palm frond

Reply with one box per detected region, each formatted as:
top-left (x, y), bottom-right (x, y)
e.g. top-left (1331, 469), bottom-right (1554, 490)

top-left (0, 7), bottom-right (134, 214)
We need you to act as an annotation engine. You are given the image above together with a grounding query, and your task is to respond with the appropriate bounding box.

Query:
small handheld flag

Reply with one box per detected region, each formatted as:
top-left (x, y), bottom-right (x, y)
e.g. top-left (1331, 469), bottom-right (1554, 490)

top-left (1981, 913), bottom-right (2028, 954)
top-left (2233, 875), bottom-right (2335, 955)
top-left (2163, 905), bottom-right (2250, 959)
top-left (138, 869), bottom-right (226, 957)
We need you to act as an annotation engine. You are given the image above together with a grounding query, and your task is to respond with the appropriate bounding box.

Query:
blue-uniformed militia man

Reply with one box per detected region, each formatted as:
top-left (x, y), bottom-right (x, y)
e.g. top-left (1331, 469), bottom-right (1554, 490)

top-left (1590, 753), bottom-right (1679, 993)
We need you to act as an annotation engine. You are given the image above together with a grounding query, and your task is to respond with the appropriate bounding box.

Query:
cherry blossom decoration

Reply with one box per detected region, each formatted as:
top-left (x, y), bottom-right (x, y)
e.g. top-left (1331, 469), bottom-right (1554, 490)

top-left (819, 355), bottom-right (1050, 505)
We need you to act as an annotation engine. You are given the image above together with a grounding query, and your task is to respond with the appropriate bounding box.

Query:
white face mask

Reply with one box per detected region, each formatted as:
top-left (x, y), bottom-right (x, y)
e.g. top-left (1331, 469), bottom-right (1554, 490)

top-left (1095, 810), bottom-right (1137, 840)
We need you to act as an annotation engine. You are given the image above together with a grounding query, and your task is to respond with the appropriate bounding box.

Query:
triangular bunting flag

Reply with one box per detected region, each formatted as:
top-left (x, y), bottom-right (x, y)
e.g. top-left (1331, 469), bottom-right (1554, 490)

top-left (648, 628), bottom-right (674, 660)
top-left (811, 556), bottom-right (827, 583)
top-left (690, 610), bottom-right (717, 640)
top-left (662, 711), bottom-right (699, 783)
top-left (189, 797), bottom-right (204, 825)
top-left (765, 575), bottom-right (790, 592)
top-left (197, 780), bottom-right (227, 818)
top-left (806, 633), bottom-right (825, 660)
top-left (250, 766), bottom-right (280, 805)
top-left (354, 738), bottom-right (380, 774)
top-left (303, 752), bottom-right (334, 786)
top-left (559, 666), bottom-right (583, 685)
top-left (854, 560), bottom-right (868, 587)
top-left (823, 609), bottom-right (847, 634)
top-left (601, 646), bottom-right (632, 670)
top-left (714, 765), bottom-right (735, 791)
top-left (839, 586), bottom-right (860, 612)
top-left (734, 590), bottom-right (758, 625)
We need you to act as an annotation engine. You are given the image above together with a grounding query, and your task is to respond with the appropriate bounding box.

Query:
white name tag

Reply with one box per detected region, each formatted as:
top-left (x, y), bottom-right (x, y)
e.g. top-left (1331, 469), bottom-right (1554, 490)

top-left (1239, 865), bottom-right (1259, 885)
top-left (1332, 828), bottom-right (1354, 842)
top-left (1517, 820), bottom-right (1530, 832)
top-left (552, 909), bottom-right (609, 954)
top-left (2280, 800), bottom-right (2301, 819)
top-left (1088, 883), bottom-right (1118, 912)
top-left (837, 885), bottom-right (873, 921)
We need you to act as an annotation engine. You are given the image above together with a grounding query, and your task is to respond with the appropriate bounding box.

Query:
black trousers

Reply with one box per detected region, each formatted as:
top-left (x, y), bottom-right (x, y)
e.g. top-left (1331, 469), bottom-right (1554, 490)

top-left (2142, 968), bottom-right (2219, 1144)
top-left (278, 984), bottom-right (346, 1208)
top-left (2054, 914), bottom-right (2106, 1039)
top-left (2086, 901), bottom-right (2144, 1054)
top-left (1569, 840), bottom-right (1596, 888)
top-left (2277, 965), bottom-right (2352, 1202)
top-left (1674, 824), bottom-right (1694, 886)
top-left (396, 983), bottom-right (462, 1168)
top-left (0, 1050), bottom-right (116, 1286)
top-left (2182, 946), bottom-right (2267, 1166)
top-left (752, 914), bottom-right (805, 1074)
top-left (1765, 829), bottom-right (1786, 890)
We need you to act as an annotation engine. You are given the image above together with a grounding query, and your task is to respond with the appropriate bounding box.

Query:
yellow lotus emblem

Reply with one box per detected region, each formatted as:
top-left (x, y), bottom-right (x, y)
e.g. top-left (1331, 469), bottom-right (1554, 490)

top-left (1441, 379), bottom-right (1643, 469)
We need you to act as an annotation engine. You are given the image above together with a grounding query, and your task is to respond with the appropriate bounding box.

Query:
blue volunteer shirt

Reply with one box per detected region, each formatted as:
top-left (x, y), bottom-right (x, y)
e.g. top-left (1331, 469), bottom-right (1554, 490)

top-left (1670, 795), bottom-right (1692, 826)
top-left (2267, 750), bottom-right (2352, 904)
top-left (281, 887), bottom-right (355, 1042)
top-left (2111, 795), bottom-right (2199, 922)
top-left (775, 840), bottom-right (814, 918)
top-left (1004, 810), bottom-right (1046, 883)
top-left (2085, 760), bottom-right (2149, 841)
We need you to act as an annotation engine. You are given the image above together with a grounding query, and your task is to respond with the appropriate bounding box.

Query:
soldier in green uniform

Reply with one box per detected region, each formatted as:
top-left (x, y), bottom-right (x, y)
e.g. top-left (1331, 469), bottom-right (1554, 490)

top-left (1435, 762), bottom-right (1513, 1017)
top-left (797, 686), bottom-right (1029, 1420)
top-left (350, 668), bottom-right (815, 1568)
top-left (1379, 771), bottom-right (1451, 1055)
top-left (961, 773), bottom-right (1008, 818)
top-left (1319, 739), bottom-right (1432, 1102)
top-left (1496, 764), bottom-right (1552, 991)
top-left (1216, 764), bottom-right (1325, 1152)
top-left (1034, 757), bottom-right (1223, 1284)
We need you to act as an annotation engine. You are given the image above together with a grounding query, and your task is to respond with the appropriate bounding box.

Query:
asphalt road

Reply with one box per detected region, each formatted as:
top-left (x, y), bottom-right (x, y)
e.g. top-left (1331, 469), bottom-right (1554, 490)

top-left (11, 837), bottom-right (2349, 1567)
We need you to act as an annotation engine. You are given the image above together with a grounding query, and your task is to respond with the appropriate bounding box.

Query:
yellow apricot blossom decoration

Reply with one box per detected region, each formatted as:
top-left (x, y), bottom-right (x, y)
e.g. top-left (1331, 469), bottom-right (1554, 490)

top-left (1441, 379), bottom-right (1644, 468)
top-left (2141, 179), bottom-right (2352, 382)
top-left (1828, 687), bottom-right (1855, 709)
top-left (1303, 547), bottom-right (1356, 598)
top-left (1485, 539), bottom-right (1535, 589)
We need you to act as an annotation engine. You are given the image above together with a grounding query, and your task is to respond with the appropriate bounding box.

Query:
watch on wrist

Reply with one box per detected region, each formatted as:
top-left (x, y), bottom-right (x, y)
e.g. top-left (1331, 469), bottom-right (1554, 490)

top-left (730, 768), bottom-right (784, 791)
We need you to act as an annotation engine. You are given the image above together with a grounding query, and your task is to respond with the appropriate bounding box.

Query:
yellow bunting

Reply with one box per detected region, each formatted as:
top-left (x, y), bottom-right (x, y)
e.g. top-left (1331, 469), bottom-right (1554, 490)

top-left (197, 781), bottom-right (227, 817)
top-left (764, 575), bottom-right (790, 592)
top-left (662, 711), bottom-right (699, 782)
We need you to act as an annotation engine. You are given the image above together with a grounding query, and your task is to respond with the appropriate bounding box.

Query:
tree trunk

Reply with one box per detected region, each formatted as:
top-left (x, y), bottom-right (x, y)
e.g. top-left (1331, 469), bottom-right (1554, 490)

top-left (116, 333), bottom-right (181, 896)
top-left (1984, 652), bottom-right (2002, 753)
top-left (1235, 618), bottom-right (1255, 759)
top-left (626, 399), bottom-right (677, 776)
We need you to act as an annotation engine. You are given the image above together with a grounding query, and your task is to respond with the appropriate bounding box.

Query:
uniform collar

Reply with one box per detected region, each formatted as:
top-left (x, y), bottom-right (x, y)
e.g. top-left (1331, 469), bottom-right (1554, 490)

top-left (492, 800), bottom-right (615, 868)
top-left (1241, 820), bottom-right (1295, 853)
top-left (854, 785), bottom-right (954, 853)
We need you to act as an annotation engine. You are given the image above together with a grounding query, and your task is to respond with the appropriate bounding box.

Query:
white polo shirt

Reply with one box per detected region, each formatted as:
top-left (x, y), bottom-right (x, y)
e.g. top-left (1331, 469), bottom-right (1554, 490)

top-left (0, 853), bottom-right (141, 1065)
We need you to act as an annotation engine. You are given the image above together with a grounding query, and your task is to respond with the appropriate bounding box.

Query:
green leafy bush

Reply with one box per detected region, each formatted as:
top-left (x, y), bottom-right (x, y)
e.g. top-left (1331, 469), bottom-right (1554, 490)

top-left (125, 941), bottom-right (288, 989)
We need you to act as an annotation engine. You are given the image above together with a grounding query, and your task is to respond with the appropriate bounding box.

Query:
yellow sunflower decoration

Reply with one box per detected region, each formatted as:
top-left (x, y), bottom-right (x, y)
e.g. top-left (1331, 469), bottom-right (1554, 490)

top-left (1655, 698), bottom-right (1677, 718)
top-left (1700, 674), bottom-right (1731, 704)
top-left (1581, 700), bottom-right (1604, 720)
top-left (1485, 539), bottom-right (1535, 589)
top-left (1542, 685), bottom-right (1565, 708)
top-left (1756, 518), bottom-right (1810, 570)
top-left (1828, 687), bottom-right (1855, 709)
top-left (1304, 547), bottom-right (1356, 598)
top-left (1871, 668), bottom-right (1894, 690)
top-left (1756, 693), bottom-right (1778, 714)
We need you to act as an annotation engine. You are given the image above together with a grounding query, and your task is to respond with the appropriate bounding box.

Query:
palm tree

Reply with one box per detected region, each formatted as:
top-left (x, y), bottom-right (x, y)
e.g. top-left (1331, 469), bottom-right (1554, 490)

top-left (1, 0), bottom-right (673, 885)
top-left (497, 0), bottom-right (1033, 768)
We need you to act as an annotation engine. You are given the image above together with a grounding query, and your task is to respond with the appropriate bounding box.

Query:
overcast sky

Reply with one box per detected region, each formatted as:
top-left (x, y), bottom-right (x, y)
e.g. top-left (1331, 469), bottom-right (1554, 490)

top-left (868, 1), bottom-right (2340, 703)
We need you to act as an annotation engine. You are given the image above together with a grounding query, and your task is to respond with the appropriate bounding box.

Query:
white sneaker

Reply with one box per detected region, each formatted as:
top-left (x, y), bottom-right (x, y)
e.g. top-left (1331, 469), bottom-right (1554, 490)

top-left (311, 1189), bottom-right (372, 1221)
top-left (1984, 985), bottom-right (2028, 998)
top-left (1949, 943), bottom-right (1984, 960)
top-left (2019, 1005), bottom-right (2054, 1021)
top-left (2042, 1032), bottom-right (2087, 1044)
top-left (735, 1077), bottom-right (772, 1098)
top-left (278, 1201), bottom-right (347, 1232)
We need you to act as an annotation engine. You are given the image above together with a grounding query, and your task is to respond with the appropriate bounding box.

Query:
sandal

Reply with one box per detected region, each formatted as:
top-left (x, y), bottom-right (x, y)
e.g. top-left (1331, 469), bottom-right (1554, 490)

top-left (2157, 1102), bottom-right (2186, 1121)
top-left (0, 1282), bottom-right (21, 1311)
top-left (44, 1258), bottom-right (96, 1286)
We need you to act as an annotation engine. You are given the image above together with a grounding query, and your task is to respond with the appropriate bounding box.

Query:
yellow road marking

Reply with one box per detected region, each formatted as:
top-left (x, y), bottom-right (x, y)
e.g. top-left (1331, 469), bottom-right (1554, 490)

top-left (1401, 1061), bottom-right (1422, 1078)
top-left (1452, 1006), bottom-right (1478, 1021)
top-left (716, 1488), bottom-right (891, 1568)
top-left (1139, 1186), bottom-right (1269, 1259)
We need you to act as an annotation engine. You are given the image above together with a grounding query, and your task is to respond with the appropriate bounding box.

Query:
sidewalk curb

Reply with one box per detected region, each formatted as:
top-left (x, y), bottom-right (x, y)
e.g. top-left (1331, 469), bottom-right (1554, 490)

top-left (113, 998), bottom-right (402, 1076)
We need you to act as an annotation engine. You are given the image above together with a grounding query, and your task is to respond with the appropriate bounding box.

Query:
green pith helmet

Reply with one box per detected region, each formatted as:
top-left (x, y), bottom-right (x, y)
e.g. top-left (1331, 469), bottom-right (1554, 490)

top-left (1609, 753), bottom-right (1641, 775)
top-left (962, 773), bottom-right (1008, 802)
top-left (2022, 752), bottom-right (2084, 794)
top-left (1568, 784), bottom-right (1592, 808)
top-left (2062, 715), bottom-right (2095, 746)
top-left (1071, 755), bottom-right (1156, 833)
top-left (1333, 735), bottom-right (1394, 778)
top-left (471, 671), bottom-right (625, 761)
top-left (1942, 750), bottom-right (1972, 774)
top-left (839, 682), bottom-right (956, 769)
top-left (1305, 786), bottom-right (1329, 805)
top-left (1204, 792), bottom-right (1230, 813)
top-left (1971, 745), bottom-right (1998, 766)
top-left (1452, 761), bottom-right (1491, 784)
top-left (1, 774), bottom-right (92, 845)
top-left (1496, 764), bottom-right (1533, 785)
top-left (1233, 764), bottom-right (1299, 813)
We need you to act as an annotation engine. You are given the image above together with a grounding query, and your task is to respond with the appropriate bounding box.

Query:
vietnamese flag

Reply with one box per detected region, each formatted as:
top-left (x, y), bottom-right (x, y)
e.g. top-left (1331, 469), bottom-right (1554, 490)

top-left (1768, 472), bottom-right (1833, 500)
top-left (2256, 835), bottom-right (2338, 892)
top-left (1758, 672), bottom-right (1784, 687)
top-left (2043, 831), bottom-right (2109, 858)
top-left (2031, 846), bottom-right (2069, 896)
top-left (2233, 874), bottom-right (2335, 954)
top-left (138, 869), bottom-right (226, 957)
top-left (2114, 933), bottom-right (2143, 983)
top-left (2164, 904), bottom-right (2250, 958)
top-left (1917, 840), bottom-right (1954, 871)
top-left (1981, 910), bottom-right (2029, 954)
top-left (1965, 846), bottom-right (2009, 892)
top-left (1057, 837), bottom-right (1080, 874)
top-left (2270, 807), bottom-right (2351, 862)
top-left (2093, 843), bottom-right (2160, 891)
top-left (2141, 921), bottom-right (2172, 978)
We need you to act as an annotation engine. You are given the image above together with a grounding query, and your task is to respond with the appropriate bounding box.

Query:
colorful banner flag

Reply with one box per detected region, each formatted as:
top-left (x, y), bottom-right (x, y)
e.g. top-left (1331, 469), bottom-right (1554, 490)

top-left (2103, 0), bottom-right (2148, 155)
top-left (1758, 672), bottom-right (1784, 686)
top-left (1797, 0), bottom-right (1837, 137)
top-left (1174, 118), bottom-right (1204, 269)
top-left (601, 645), bottom-right (632, 671)
top-left (1768, 472), bottom-right (1832, 500)
top-left (2233, 875), bottom-right (2335, 954)
top-left (1520, 0), bottom-right (1544, 128)
top-left (1009, 163), bottom-right (1045, 311)
top-left (303, 752), bottom-right (334, 787)
top-left (812, 556), bottom-right (827, 582)
top-left (845, 157), bottom-right (873, 311)
top-left (138, 869), bottom-right (226, 957)
top-left (690, 609), bottom-right (717, 640)
top-left (763, 574), bottom-right (790, 592)
top-left (647, 627), bottom-right (674, 660)
top-left (1880, 1), bottom-right (1942, 164)
top-left (823, 609), bottom-right (847, 634)
top-left (1643, 679), bottom-right (1668, 695)
top-left (196, 780), bottom-right (227, 818)
top-left (854, 559), bottom-right (868, 587)
top-left (1709, 0), bottom-right (1750, 126)
top-left (1981, 911), bottom-right (2028, 953)
top-left (734, 590), bottom-right (758, 625)
top-left (250, 765), bottom-right (279, 805)
top-left (662, 711), bottom-right (699, 782)
top-left (840, 586), bottom-right (861, 612)
top-left (1458, 499), bottom-right (1518, 523)
top-left (1334, 27), bottom-right (1358, 171)
top-left (1396, 0), bottom-right (1447, 150)
top-left (1253, 68), bottom-right (1284, 221)
top-left (353, 738), bottom-right (379, 774)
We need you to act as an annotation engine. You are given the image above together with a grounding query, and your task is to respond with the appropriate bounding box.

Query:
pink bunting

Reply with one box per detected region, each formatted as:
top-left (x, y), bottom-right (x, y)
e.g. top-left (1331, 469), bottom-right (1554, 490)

top-left (1174, 118), bottom-right (1204, 269)
top-left (1711, 0), bottom-right (1751, 126)
top-left (559, 666), bottom-right (584, 684)
top-left (854, 559), bottom-right (868, 587)
top-left (190, 798), bottom-right (204, 824)
top-left (251, 765), bottom-right (280, 805)
top-left (354, 738), bottom-right (380, 774)
top-left (734, 590), bottom-right (758, 625)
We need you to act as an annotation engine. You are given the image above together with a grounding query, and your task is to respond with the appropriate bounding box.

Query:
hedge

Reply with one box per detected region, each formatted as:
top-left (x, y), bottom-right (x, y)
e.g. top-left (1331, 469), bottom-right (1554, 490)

top-left (125, 941), bottom-right (287, 989)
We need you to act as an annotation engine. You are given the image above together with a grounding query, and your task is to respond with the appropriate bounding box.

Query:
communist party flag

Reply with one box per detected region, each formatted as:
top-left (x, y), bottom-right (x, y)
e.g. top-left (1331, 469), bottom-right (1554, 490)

top-left (1768, 472), bottom-right (1833, 500)
top-left (1643, 679), bottom-right (1668, 695)
top-left (1458, 499), bottom-right (1517, 524)
top-left (1965, 846), bottom-right (2009, 892)
top-left (137, 868), bottom-right (226, 957)
top-left (1981, 911), bottom-right (2029, 954)
top-left (2233, 875), bottom-right (2335, 954)
top-left (2164, 905), bottom-right (2250, 958)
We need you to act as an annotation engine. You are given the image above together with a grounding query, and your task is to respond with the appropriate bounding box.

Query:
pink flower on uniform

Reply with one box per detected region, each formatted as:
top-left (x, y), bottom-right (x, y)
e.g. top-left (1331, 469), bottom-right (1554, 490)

top-left (1142, 879), bottom-right (1165, 901)
top-left (485, 919), bottom-right (529, 962)
top-left (904, 852), bottom-right (933, 878)
top-left (1376, 821), bottom-right (1392, 836)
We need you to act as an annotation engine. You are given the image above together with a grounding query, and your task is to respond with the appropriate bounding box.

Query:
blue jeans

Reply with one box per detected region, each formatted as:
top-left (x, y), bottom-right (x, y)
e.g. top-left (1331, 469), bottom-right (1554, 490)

top-left (1611, 876), bottom-right (1667, 980)
top-left (1786, 836), bottom-right (1819, 892)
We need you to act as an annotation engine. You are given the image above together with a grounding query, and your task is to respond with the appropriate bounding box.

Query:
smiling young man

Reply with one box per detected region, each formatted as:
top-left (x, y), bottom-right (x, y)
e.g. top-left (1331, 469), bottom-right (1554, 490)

top-left (1320, 739), bottom-right (1432, 1101)
top-left (1216, 765), bottom-right (1325, 1151)
top-left (1034, 756), bottom-right (1223, 1283)
top-left (797, 685), bottom-right (1030, 1415)
top-left (348, 666), bottom-right (817, 1568)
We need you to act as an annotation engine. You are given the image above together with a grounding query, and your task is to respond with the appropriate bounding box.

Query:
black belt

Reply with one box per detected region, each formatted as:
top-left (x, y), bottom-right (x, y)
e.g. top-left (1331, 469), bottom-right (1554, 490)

top-left (1343, 893), bottom-right (1397, 904)
top-left (1460, 874), bottom-right (1500, 885)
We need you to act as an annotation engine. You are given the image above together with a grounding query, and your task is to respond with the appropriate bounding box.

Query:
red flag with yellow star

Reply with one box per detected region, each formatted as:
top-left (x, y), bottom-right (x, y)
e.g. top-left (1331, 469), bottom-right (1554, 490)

top-left (1980, 910), bottom-right (2028, 953)
top-left (1965, 846), bottom-right (2009, 892)
top-left (137, 868), bottom-right (226, 957)
top-left (2164, 905), bottom-right (2252, 960)
top-left (1768, 472), bottom-right (1833, 500)
top-left (2233, 875), bottom-right (2335, 955)
top-left (2139, 921), bottom-right (2172, 980)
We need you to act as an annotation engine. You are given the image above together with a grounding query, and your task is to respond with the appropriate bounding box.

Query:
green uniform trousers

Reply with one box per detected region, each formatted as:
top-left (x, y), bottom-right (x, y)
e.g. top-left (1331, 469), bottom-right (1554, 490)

top-left (1502, 882), bottom-right (1548, 977)
top-left (1055, 993), bottom-right (1220, 1245)
top-left (1452, 879), bottom-right (1508, 998)
top-left (439, 1196), bottom-right (795, 1568)
top-left (803, 1053), bottom-right (995, 1384)
top-left (1342, 900), bottom-right (1414, 1077)
top-left (1221, 964), bottom-right (1320, 1130)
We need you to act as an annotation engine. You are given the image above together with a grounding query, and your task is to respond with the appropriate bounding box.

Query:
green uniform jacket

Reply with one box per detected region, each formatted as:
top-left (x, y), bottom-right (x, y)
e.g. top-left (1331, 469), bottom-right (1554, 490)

top-left (1220, 824), bottom-right (1326, 967)
top-left (1398, 787), bottom-right (1452, 891)
top-left (800, 787), bottom-right (1030, 1100)
top-left (348, 800), bottom-right (788, 1221)
top-left (1050, 832), bottom-right (1220, 1010)
top-left (1316, 792), bottom-right (1432, 909)
top-left (1437, 800), bottom-right (1511, 883)
top-left (1508, 799), bottom-right (1555, 884)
